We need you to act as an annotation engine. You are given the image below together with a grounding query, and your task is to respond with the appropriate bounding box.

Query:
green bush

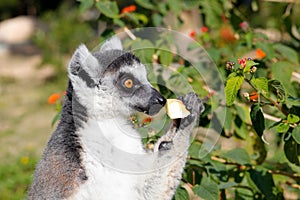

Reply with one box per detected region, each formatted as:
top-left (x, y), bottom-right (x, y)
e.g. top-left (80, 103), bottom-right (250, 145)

top-left (0, 155), bottom-right (38, 200)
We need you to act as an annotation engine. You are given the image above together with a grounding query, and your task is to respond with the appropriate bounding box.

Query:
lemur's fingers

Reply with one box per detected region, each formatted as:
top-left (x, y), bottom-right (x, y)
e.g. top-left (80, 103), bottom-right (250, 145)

top-left (177, 95), bottom-right (184, 102)
top-left (181, 92), bottom-right (202, 113)
top-left (178, 92), bottom-right (204, 129)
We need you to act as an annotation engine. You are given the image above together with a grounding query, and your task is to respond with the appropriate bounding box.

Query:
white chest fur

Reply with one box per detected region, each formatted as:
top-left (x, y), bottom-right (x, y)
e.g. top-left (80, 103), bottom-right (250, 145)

top-left (69, 119), bottom-right (146, 200)
top-left (70, 152), bottom-right (142, 200)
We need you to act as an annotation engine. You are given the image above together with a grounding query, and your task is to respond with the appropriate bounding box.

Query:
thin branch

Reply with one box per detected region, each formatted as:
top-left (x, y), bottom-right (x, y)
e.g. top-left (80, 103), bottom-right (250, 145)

top-left (263, 113), bottom-right (281, 122)
top-left (286, 181), bottom-right (300, 190)
top-left (232, 185), bottom-right (255, 194)
top-left (263, 0), bottom-right (298, 3)
top-left (124, 27), bottom-right (136, 40)
top-left (292, 72), bottom-right (300, 83)
top-left (210, 156), bottom-right (242, 166)
top-left (268, 170), bottom-right (300, 180)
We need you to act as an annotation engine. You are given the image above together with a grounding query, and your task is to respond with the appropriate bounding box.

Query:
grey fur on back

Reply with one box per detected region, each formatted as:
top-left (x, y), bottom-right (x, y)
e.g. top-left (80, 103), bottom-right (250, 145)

top-left (28, 82), bottom-right (88, 199)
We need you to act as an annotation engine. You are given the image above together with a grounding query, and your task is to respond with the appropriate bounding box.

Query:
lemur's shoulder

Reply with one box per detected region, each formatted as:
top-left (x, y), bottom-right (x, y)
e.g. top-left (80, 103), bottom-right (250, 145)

top-left (28, 82), bottom-right (88, 199)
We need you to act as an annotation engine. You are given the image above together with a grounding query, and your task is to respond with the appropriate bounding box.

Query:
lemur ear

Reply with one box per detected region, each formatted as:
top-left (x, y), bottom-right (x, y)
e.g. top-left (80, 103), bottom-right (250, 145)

top-left (100, 36), bottom-right (123, 51)
top-left (68, 44), bottom-right (100, 85)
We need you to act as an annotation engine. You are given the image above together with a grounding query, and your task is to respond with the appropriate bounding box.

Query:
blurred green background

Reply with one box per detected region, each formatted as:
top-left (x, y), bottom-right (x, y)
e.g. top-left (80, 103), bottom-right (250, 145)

top-left (0, 0), bottom-right (300, 199)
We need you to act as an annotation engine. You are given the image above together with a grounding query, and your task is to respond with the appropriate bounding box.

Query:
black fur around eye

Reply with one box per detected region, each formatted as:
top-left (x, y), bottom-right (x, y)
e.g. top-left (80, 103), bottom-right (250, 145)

top-left (117, 73), bottom-right (138, 91)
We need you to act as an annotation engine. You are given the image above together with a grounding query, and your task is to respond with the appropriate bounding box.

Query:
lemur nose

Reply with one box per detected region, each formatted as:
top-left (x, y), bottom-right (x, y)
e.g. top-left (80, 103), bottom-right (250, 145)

top-left (156, 95), bottom-right (166, 106)
top-left (150, 87), bottom-right (166, 106)
top-left (146, 87), bottom-right (166, 116)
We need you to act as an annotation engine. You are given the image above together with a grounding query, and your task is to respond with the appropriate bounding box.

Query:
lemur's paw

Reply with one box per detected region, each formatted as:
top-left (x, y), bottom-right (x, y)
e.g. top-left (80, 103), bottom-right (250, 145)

top-left (158, 141), bottom-right (173, 151)
top-left (177, 92), bottom-right (204, 129)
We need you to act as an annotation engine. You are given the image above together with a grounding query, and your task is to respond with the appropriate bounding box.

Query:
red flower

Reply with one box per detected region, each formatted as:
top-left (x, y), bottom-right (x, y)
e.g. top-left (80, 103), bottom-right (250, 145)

top-left (201, 26), bottom-right (208, 33)
top-left (239, 21), bottom-right (249, 31)
top-left (250, 91), bottom-right (259, 101)
top-left (238, 58), bottom-right (247, 68)
top-left (121, 5), bottom-right (136, 14)
top-left (255, 48), bottom-right (266, 59)
top-left (48, 93), bottom-right (60, 104)
top-left (219, 25), bottom-right (236, 42)
top-left (189, 30), bottom-right (196, 38)
top-left (142, 117), bottom-right (152, 127)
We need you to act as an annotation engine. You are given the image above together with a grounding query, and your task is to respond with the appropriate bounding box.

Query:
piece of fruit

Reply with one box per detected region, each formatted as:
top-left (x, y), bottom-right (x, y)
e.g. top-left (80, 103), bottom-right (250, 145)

top-left (165, 99), bottom-right (190, 119)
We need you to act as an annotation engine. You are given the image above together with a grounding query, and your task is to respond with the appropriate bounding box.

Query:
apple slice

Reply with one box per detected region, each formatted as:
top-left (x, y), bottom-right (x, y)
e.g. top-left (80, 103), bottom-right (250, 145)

top-left (165, 99), bottom-right (190, 119)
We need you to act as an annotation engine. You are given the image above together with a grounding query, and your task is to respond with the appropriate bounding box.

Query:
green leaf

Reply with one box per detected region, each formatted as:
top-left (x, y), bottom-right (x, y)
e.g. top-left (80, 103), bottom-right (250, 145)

top-left (113, 18), bottom-right (125, 27)
top-left (270, 61), bottom-right (295, 96)
top-left (218, 182), bottom-right (238, 190)
top-left (152, 13), bottom-right (163, 26)
top-left (235, 119), bottom-right (248, 140)
top-left (134, 13), bottom-right (149, 25)
top-left (193, 177), bottom-right (219, 200)
top-left (131, 39), bottom-right (155, 63)
top-left (206, 48), bottom-right (221, 63)
top-left (223, 148), bottom-right (251, 165)
top-left (123, 12), bottom-right (139, 24)
top-left (268, 80), bottom-right (286, 102)
top-left (268, 120), bottom-right (282, 130)
top-left (182, 0), bottom-right (202, 9)
top-left (276, 123), bottom-right (289, 133)
top-left (78, 0), bottom-right (94, 13)
top-left (250, 104), bottom-right (265, 137)
top-left (274, 43), bottom-right (299, 64)
top-left (292, 126), bottom-right (300, 144)
top-left (174, 187), bottom-right (190, 200)
top-left (287, 114), bottom-right (300, 124)
top-left (253, 136), bottom-right (267, 164)
top-left (245, 32), bottom-right (253, 48)
top-left (225, 75), bottom-right (244, 106)
top-left (168, 0), bottom-right (181, 16)
top-left (235, 188), bottom-right (254, 199)
top-left (199, 0), bottom-right (223, 28)
top-left (215, 107), bottom-right (232, 135)
top-left (51, 111), bottom-right (61, 127)
top-left (284, 135), bottom-right (300, 166)
top-left (234, 104), bottom-right (251, 124)
top-left (135, 0), bottom-right (155, 9)
top-left (248, 167), bottom-right (281, 198)
top-left (188, 141), bottom-right (202, 159)
top-left (157, 3), bottom-right (167, 14)
top-left (251, 77), bottom-right (268, 96)
top-left (96, 1), bottom-right (119, 19)
top-left (244, 60), bottom-right (259, 73)
top-left (159, 46), bottom-right (173, 66)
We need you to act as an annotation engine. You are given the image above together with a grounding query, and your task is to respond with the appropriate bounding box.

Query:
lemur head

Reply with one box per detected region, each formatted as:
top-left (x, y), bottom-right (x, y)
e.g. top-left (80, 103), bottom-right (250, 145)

top-left (68, 37), bottom-right (166, 119)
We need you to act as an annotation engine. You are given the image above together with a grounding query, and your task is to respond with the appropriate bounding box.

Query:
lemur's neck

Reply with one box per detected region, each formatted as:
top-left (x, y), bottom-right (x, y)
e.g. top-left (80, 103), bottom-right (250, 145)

top-left (60, 80), bottom-right (88, 129)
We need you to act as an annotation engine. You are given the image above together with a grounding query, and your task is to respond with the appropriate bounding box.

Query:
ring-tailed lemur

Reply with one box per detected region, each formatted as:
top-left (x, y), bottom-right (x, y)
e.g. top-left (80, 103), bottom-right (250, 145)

top-left (28, 37), bottom-right (204, 200)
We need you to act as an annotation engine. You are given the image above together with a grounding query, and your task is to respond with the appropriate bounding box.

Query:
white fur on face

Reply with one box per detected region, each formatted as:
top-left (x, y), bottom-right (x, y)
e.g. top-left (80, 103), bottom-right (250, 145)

top-left (120, 63), bottom-right (150, 86)
top-left (68, 37), bottom-right (158, 121)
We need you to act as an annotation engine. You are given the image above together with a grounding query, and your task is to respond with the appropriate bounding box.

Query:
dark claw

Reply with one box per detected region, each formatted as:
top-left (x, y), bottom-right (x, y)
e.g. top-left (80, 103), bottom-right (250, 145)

top-left (158, 141), bottom-right (173, 151)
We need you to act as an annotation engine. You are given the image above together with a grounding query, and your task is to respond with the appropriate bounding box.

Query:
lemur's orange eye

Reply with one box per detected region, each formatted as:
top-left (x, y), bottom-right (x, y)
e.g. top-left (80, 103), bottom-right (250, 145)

top-left (124, 79), bottom-right (133, 88)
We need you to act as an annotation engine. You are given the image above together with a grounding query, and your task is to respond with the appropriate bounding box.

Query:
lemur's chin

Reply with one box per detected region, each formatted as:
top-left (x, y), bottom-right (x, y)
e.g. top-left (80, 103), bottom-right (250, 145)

top-left (134, 101), bottom-right (166, 116)
top-left (134, 105), bottom-right (162, 116)
top-left (147, 104), bottom-right (165, 116)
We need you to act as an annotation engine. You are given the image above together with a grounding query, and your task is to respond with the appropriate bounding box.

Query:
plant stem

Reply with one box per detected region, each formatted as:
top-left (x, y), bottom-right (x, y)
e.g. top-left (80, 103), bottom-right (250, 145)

top-left (268, 170), bottom-right (300, 180)
top-left (245, 79), bottom-right (288, 116)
